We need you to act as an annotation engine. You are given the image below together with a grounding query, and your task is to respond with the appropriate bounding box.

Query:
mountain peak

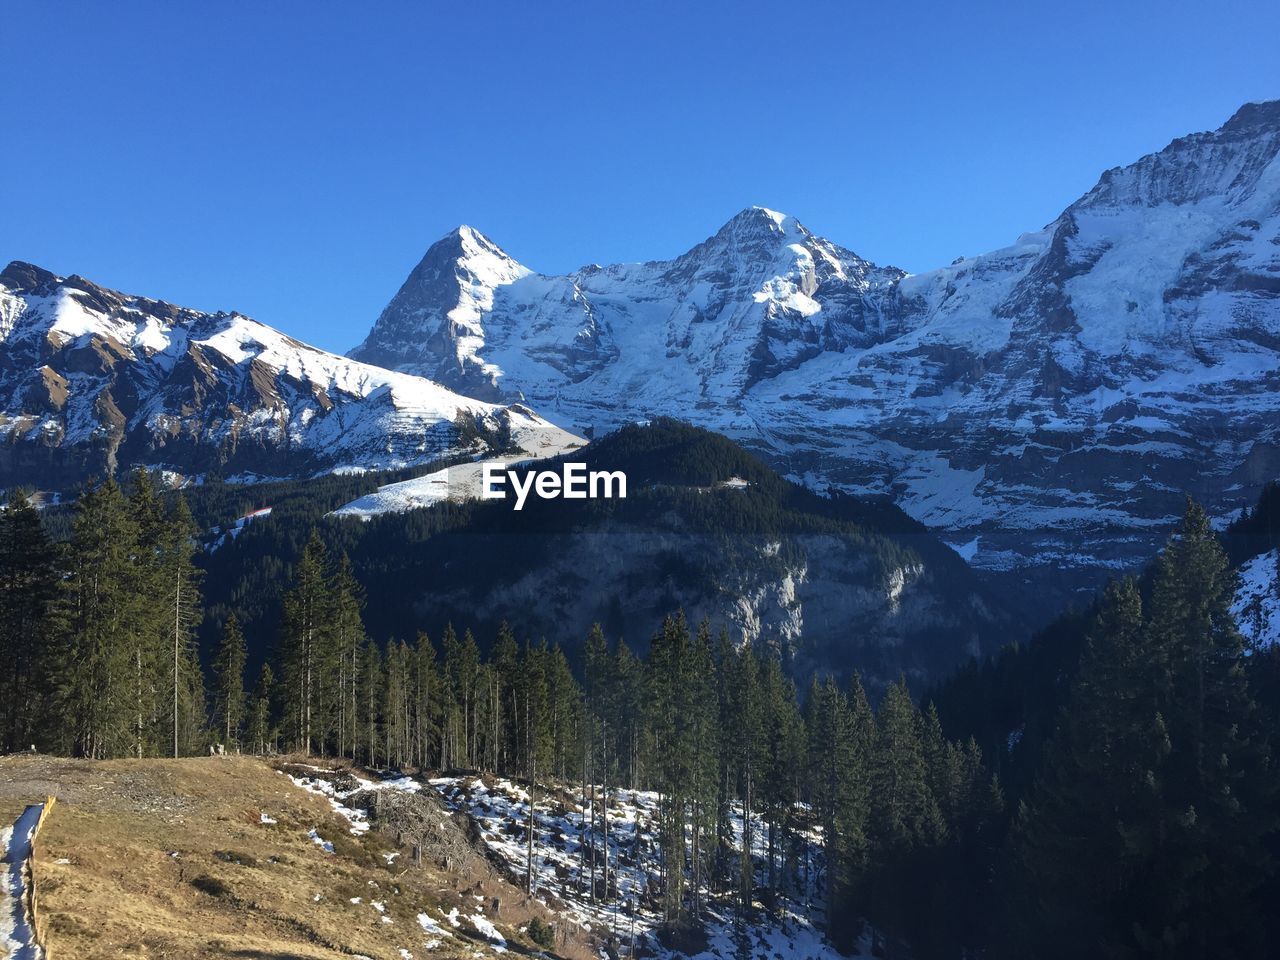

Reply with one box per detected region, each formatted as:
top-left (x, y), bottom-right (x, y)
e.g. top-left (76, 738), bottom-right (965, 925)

top-left (679, 206), bottom-right (811, 265)
top-left (720, 205), bottom-right (803, 236)
top-left (422, 224), bottom-right (517, 265)
top-left (1070, 99), bottom-right (1280, 211)
top-left (1221, 99), bottom-right (1280, 135)
top-left (0, 261), bottom-right (61, 293)
top-left (347, 223), bottom-right (531, 375)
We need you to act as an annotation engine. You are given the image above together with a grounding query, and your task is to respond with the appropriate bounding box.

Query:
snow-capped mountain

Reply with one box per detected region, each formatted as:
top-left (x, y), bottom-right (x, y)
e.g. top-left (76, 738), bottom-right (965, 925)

top-left (354, 101), bottom-right (1280, 613)
top-left (0, 261), bottom-right (565, 487)
top-left (350, 207), bottom-right (905, 404)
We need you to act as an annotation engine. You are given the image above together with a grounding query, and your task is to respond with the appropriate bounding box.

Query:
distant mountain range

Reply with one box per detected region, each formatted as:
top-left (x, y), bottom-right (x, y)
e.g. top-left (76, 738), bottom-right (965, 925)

top-left (0, 261), bottom-right (565, 487)
top-left (2, 101), bottom-right (1277, 620)
top-left (351, 100), bottom-right (1280, 614)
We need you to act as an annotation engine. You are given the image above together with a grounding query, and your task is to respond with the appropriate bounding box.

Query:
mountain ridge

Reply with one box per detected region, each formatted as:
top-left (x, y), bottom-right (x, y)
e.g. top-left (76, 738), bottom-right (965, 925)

top-left (0, 260), bottom-right (565, 488)
top-left (352, 100), bottom-right (1280, 614)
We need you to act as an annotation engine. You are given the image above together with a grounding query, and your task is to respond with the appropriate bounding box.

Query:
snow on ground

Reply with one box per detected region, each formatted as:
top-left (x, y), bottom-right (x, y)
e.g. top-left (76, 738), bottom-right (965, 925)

top-left (308, 828), bottom-right (335, 853)
top-left (331, 420), bottom-right (583, 519)
top-left (208, 506), bottom-right (272, 550)
top-left (1233, 549), bottom-right (1280, 647)
top-left (429, 775), bottom-right (870, 960)
top-left (287, 767), bottom-right (508, 957)
top-left (286, 766), bottom-right (422, 843)
top-left (1, 803), bottom-right (47, 959)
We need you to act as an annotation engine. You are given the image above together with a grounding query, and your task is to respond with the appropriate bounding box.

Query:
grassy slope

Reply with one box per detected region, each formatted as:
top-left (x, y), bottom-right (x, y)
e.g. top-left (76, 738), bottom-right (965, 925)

top-left (0, 755), bottom-right (585, 960)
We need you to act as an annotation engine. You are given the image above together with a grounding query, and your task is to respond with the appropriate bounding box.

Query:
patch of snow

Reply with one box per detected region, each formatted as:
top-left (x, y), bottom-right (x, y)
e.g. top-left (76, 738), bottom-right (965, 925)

top-left (330, 418), bottom-right (583, 520)
top-left (430, 775), bottom-right (865, 959)
top-left (308, 829), bottom-right (334, 854)
top-left (1233, 549), bottom-right (1280, 647)
top-left (0, 804), bottom-right (45, 960)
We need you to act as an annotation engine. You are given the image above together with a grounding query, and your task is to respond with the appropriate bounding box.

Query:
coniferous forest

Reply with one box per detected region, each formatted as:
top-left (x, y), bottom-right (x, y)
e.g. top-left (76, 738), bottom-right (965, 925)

top-left (1, 466), bottom-right (1279, 959)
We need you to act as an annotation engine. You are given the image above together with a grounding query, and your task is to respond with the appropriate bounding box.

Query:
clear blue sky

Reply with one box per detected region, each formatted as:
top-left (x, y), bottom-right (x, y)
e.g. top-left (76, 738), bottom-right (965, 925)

top-left (3, 0), bottom-right (1277, 354)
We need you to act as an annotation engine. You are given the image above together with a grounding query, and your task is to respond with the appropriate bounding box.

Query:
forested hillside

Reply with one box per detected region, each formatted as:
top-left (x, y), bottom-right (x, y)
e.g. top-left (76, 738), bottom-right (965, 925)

top-left (192, 420), bottom-right (1012, 690)
top-left (1, 454), bottom-right (1278, 956)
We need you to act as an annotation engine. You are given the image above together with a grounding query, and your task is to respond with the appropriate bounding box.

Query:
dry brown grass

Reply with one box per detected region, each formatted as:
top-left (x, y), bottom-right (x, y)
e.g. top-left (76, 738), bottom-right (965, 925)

top-left (0, 754), bottom-right (594, 960)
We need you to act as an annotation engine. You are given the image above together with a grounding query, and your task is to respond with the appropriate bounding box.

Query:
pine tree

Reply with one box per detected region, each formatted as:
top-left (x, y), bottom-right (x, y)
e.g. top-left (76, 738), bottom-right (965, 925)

top-left (724, 641), bottom-right (764, 920)
top-left (0, 490), bottom-right (58, 752)
top-left (646, 612), bottom-right (692, 927)
top-left (806, 676), bottom-right (852, 917)
top-left (144, 490), bottom-right (204, 757)
top-left (584, 624), bottom-right (611, 900)
top-left (246, 663), bottom-right (276, 755)
top-left (1005, 501), bottom-right (1277, 960)
top-left (1140, 500), bottom-right (1275, 957)
top-left (279, 531), bottom-right (335, 754)
top-left (758, 652), bottom-right (802, 902)
top-left (546, 643), bottom-right (580, 781)
top-left (331, 552), bottom-right (366, 759)
top-left (383, 639), bottom-right (412, 768)
top-left (412, 631), bottom-right (438, 770)
top-left (687, 619), bottom-right (719, 920)
top-left (519, 638), bottom-right (552, 894)
top-left (864, 677), bottom-right (942, 936)
top-left (614, 638), bottom-right (643, 790)
top-left (128, 470), bottom-right (170, 758)
top-left (1003, 577), bottom-right (1161, 958)
top-left (54, 479), bottom-right (146, 758)
top-left (442, 626), bottom-right (463, 765)
top-left (358, 637), bottom-right (383, 765)
top-left (213, 615), bottom-right (248, 749)
top-left (491, 623), bottom-right (519, 774)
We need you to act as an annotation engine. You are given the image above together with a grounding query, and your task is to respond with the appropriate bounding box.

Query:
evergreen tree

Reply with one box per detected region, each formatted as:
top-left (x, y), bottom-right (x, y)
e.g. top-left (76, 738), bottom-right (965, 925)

top-left (246, 663), bottom-right (276, 755)
top-left (383, 638), bottom-right (412, 768)
top-left (758, 652), bottom-right (802, 902)
top-left (1140, 501), bottom-right (1275, 957)
top-left (213, 615), bottom-right (247, 749)
top-left (491, 623), bottom-right (519, 773)
top-left (518, 637), bottom-right (553, 893)
top-left (54, 479), bottom-right (146, 758)
top-left (1004, 577), bottom-right (1158, 958)
top-left (279, 531), bottom-right (336, 754)
top-left (134, 484), bottom-right (204, 757)
top-left (358, 637), bottom-right (383, 765)
top-left (1007, 501), bottom-right (1277, 960)
top-left (331, 552), bottom-right (366, 759)
top-left (806, 677), bottom-right (852, 917)
top-left (0, 490), bottom-right (58, 752)
top-left (128, 470), bottom-right (170, 758)
top-left (864, 677), bottom-right (942, 936)
top-left (724, 641), bottom-right (764, 920)
top-left (412, 631), bottom-right (438, 769)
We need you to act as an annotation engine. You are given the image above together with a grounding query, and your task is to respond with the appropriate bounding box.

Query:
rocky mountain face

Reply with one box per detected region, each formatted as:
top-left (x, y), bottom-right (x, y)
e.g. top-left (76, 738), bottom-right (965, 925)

top-left (353, 101), bottom-right (1280, 616)
top-left (307, 421), bottom-right (1010, 689)
top-left (0, 262), bottom-right (563, 488)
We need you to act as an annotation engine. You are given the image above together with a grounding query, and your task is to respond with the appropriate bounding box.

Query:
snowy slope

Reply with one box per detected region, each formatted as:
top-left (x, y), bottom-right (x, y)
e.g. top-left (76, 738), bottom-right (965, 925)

top-left (430, 775), bottom-right (872, 960)
top-left (356, 101), bottom-right (1280, 612)
top-left (0, 262), bottom-right (566, 487)
top-left (1233, 549), bottom-right (1280, 647)
top-left (331, 416), bottom-right (583, 519)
